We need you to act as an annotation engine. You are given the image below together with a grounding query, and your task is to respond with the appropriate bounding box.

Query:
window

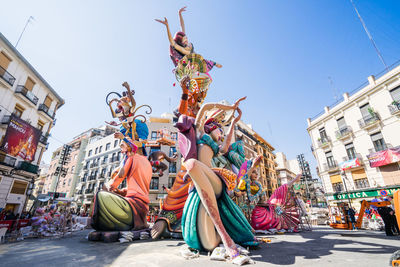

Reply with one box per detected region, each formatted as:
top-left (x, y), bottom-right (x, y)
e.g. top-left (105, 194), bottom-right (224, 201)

top-left (345, 143), bottom-right (356, 160)
top-left (13, 104), bottom-right (25, 118)
top-left (150, 177), bottom-right (159, 190)
top-left (10, 180), bottom-right (28, 195)
top-left (151, 131), bottom-right (157, 140)
top-left (171, 132), bottom-right (178, 141)
top-left (88, 150), bottom-right (92, 157)
top-left (371, 132), bottom-right (386, 152)
top-left (44, 95), bottom-right (53, 108)
top-left (354, 178), bottom-right (370, 189)
top-left (71, 166), bottom-right (75, 173)
top-left (169, 147), bottom-right (177, 157)
top-left (37, 120), bottom-right (45, 131)
top-left (319, 127), bottom-right (328, 142)
top-left (169, 162), bottom-right (177, 173)
top-left (325, 151), bottom-right (335, 167)
top-left (168, 177), bottom-right (175, 188)
top-left (99, 146), bottom-right (102, 153)
top-left (114, 140), bottom-right (119, 147)
top-left (332, 182), bottom-right (343, 193)
top-left (390, 86), bottom-right (400, 102)
top-left (25, 77), bottom-right (35, 91)
top-left (337, 117), bottom-right (347, 133)
top-left (117, 151), bottom-right (121, 161)
top-left (0, 51), bottom-right (12, 70)
top-left (106, 143), bottom-right (111, 151)
top-left (103, 155), bottom-right (108, 164)
top-left (95, 147), bottom-right (98, 154)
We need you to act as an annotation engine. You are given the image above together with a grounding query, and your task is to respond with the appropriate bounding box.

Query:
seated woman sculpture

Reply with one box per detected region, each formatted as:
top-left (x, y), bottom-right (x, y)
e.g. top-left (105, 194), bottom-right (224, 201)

top-left (90, 139), bottom-right (152, 231)
top-left (181, 97), bottom-right (258, 259)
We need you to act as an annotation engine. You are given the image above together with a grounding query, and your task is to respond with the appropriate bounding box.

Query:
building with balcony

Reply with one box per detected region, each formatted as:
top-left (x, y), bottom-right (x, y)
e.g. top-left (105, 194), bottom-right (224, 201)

top-left (307, 63), bottom-right (400, 210)
top-left (74, 115), bottom-right (180, 211)
top-left (233, 120), bottom-right (278, 198)
top-left (0, 32), bottom-right (64, 214)
top-left (43, 126), bottom-right (115, 201)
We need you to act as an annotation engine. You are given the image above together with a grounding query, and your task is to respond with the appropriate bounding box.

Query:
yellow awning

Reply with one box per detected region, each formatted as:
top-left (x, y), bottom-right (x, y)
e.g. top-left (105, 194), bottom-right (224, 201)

top-left (330, 174), bottom-right (342, 184)
top-left (351, 169), bottom-right (367, 180)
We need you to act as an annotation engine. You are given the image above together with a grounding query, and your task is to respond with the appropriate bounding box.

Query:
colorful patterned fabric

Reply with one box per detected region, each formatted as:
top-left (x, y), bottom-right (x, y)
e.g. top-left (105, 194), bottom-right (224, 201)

top-left (213, 167), bottom-right (238, 192)
top-left (197, 134), bottom-right (219, 156)
top-left (227, 141), bottom-right (246, 169)
top-left (182, 188), bottom-right (258, 251)
top-left (251, 184), bottom-right (300, 231)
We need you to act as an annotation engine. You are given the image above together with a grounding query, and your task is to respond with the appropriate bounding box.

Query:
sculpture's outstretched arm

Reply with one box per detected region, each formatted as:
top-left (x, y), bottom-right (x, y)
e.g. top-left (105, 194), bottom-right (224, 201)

top-left (220, 107), bottom-right (242, 154)
top-left (155, 17), bottom-right (174, 46)
top-left (178, 6), bottom-right (187, 33)
top-left (288, 173), bottom-right (302, 187)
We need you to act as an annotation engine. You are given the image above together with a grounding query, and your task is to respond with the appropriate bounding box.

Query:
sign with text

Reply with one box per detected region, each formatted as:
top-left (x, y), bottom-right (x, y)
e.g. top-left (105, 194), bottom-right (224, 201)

top-left (0, 115), bottom-right (41, 162)
top-left (332, 187), bottom-right (400, 200)
top-left (367, 146), bottom-right (400, 168)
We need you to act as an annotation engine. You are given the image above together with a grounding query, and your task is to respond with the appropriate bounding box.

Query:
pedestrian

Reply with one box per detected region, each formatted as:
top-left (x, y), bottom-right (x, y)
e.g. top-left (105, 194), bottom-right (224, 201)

top-left (348, 208), bottom-right (357, 230)
top-left (377, 206), bottom-right (395, 236)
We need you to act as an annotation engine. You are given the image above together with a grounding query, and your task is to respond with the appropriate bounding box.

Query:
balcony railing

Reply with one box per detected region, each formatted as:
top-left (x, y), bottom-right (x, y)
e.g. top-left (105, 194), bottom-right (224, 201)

top-left (89, 175), bottom-right (97, 181)
top-left (0, 65), bottom-right (16, 86)
top-left (317, 137), bottom-right (331, 148)
top-left (322, 160), bottom-right (338, 172)
top-left (335, 126), bottom-right (353, 140)
top-left (85, 188), bottom-right (94, 194)
top-left (358, 112), bottom-right (380, 128)
top-left (38, 104), bottom-right (55, 119)
top-left (388, 102), bottom-right (400, 115)
top-left (15, 85), bottom-right (39, 105)
top-left (39, 133), bottom-right (49, 145)
top-left (16, 161), bottom-right (39, 174)
top-left (368, 144), bottom-right (388, 154)
top-left (1, 115), bottom-right (11, 125)
top-left (0, 153), bottom-right (17, 167)
top-left (83, 165), bottom-right (88, 170)
top-left (111, 156), bottom-right (119, 162)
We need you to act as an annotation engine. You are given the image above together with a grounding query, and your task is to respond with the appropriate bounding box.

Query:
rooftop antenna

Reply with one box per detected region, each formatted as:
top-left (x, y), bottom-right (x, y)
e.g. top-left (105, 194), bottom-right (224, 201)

top-left (349, 0), bottom-right (388, 71)
top-left (328, 76), bottom-right (339, 101)
top-left (15, 16), bottom-right (35, 48)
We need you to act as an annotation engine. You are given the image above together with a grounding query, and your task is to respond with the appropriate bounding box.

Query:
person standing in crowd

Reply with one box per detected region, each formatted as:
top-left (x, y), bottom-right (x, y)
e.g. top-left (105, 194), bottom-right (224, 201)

top-left (348, 208), bottom-right (357, 230)
top-left (377, 205), bottom-right (396, 236)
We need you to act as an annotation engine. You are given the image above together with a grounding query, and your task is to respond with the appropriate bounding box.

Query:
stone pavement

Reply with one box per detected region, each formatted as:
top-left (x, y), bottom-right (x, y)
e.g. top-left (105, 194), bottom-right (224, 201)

top-left (0, 226), bottom-right (399, 267)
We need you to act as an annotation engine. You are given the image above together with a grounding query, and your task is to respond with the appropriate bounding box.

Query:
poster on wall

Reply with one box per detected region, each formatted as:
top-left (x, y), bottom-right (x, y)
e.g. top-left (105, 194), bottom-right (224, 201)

top-left (0, 114), bottom-right (41, 162)
top-left (367, 146), bottom-right (400, 168)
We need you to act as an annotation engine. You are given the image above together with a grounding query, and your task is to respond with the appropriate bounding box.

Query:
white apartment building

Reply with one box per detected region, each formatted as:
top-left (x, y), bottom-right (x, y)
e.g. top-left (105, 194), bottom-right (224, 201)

top-left (0, 32), bottom-right (64, 214)
top-left (307, 64), bottom-right (400, 209)
top-left (75, 116), bottom-right (181, 211)
top-left (275, 152), bottom-right (298, 186)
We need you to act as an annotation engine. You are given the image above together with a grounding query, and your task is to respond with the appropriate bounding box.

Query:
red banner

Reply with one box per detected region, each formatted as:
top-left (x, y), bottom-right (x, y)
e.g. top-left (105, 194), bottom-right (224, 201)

top-left (0, 115), bottom-right (41, 162)
top-left (367, 146), bottom-right (400, 168)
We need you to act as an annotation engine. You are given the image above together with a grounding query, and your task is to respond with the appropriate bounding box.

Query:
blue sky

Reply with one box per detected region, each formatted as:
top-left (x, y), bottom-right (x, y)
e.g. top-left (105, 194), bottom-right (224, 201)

top-left (1, 1), bottom-right (400, 176)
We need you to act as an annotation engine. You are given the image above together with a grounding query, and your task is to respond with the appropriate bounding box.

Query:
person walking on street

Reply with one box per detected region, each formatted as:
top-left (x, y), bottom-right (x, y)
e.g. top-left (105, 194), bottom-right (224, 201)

top-left (378, 206), bottom-right (395, 236)
top-left (348, 208), bottom-right (357, 230)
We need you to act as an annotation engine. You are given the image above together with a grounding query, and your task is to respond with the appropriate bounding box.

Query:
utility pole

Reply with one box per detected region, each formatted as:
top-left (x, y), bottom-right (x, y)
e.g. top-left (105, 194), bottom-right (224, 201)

top-left (53, 144), bottom-right (72, 199)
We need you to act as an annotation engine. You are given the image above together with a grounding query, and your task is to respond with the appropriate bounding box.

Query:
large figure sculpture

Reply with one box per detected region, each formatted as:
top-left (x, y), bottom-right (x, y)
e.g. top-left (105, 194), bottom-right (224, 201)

top-left (181, 98), bottom-right (258, 258)
top-left (90, 82), bottom-right (152, 234)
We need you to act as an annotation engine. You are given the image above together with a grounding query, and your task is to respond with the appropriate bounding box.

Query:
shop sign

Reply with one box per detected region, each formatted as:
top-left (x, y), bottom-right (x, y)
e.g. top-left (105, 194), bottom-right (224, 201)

top-left (332, 187), bottom-right (400, 200)
top-left (339, 158), bottom-right (361, 170)
top-left (367, 146), bottom-right (400, 167)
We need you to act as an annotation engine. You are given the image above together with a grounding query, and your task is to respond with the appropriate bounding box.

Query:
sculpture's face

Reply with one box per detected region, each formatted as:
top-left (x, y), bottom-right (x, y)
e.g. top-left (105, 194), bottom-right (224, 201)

top-left (250, 170), bottom-right (258, 181)
top-left (182, 36), bottom-right (188, 46)
top-left (210, 127), bottom-right (224, 144)
top-left (120, 143), bottom-right (130, 155)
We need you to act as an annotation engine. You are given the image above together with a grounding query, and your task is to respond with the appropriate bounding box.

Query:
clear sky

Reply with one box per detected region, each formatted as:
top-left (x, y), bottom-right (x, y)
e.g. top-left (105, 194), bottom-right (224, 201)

top-left (1, 0), bottom-right (400, 177)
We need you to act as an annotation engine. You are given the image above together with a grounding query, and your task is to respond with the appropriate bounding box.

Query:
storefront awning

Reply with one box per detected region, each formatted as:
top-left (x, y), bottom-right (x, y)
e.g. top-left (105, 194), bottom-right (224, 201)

top-left (330, 174), bottom-right (342, 184)
top-left (367, 146), bottom-right (400, 167)
top-left (351, 169), bottom-right (367, 180)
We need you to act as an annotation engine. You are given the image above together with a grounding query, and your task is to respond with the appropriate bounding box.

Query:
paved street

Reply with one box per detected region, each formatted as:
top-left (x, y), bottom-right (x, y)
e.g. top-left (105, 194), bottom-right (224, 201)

top-left (0, 226), bottom-right (399, 267)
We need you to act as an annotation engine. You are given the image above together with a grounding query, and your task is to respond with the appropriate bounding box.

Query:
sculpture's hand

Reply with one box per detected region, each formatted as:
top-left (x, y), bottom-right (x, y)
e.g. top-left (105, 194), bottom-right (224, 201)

top-left (179, 6), bottom-right (187, 14)
top-left (180, 76), bottom-right (190, 92)
top-left (233, 96), bottom-right (246, 109)
top-left (155, 17), bottom-right (168, 26)
top-left (114, 132), bottom-right (124, 139)
top-left (122, 82), bottom-right (130, 90)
